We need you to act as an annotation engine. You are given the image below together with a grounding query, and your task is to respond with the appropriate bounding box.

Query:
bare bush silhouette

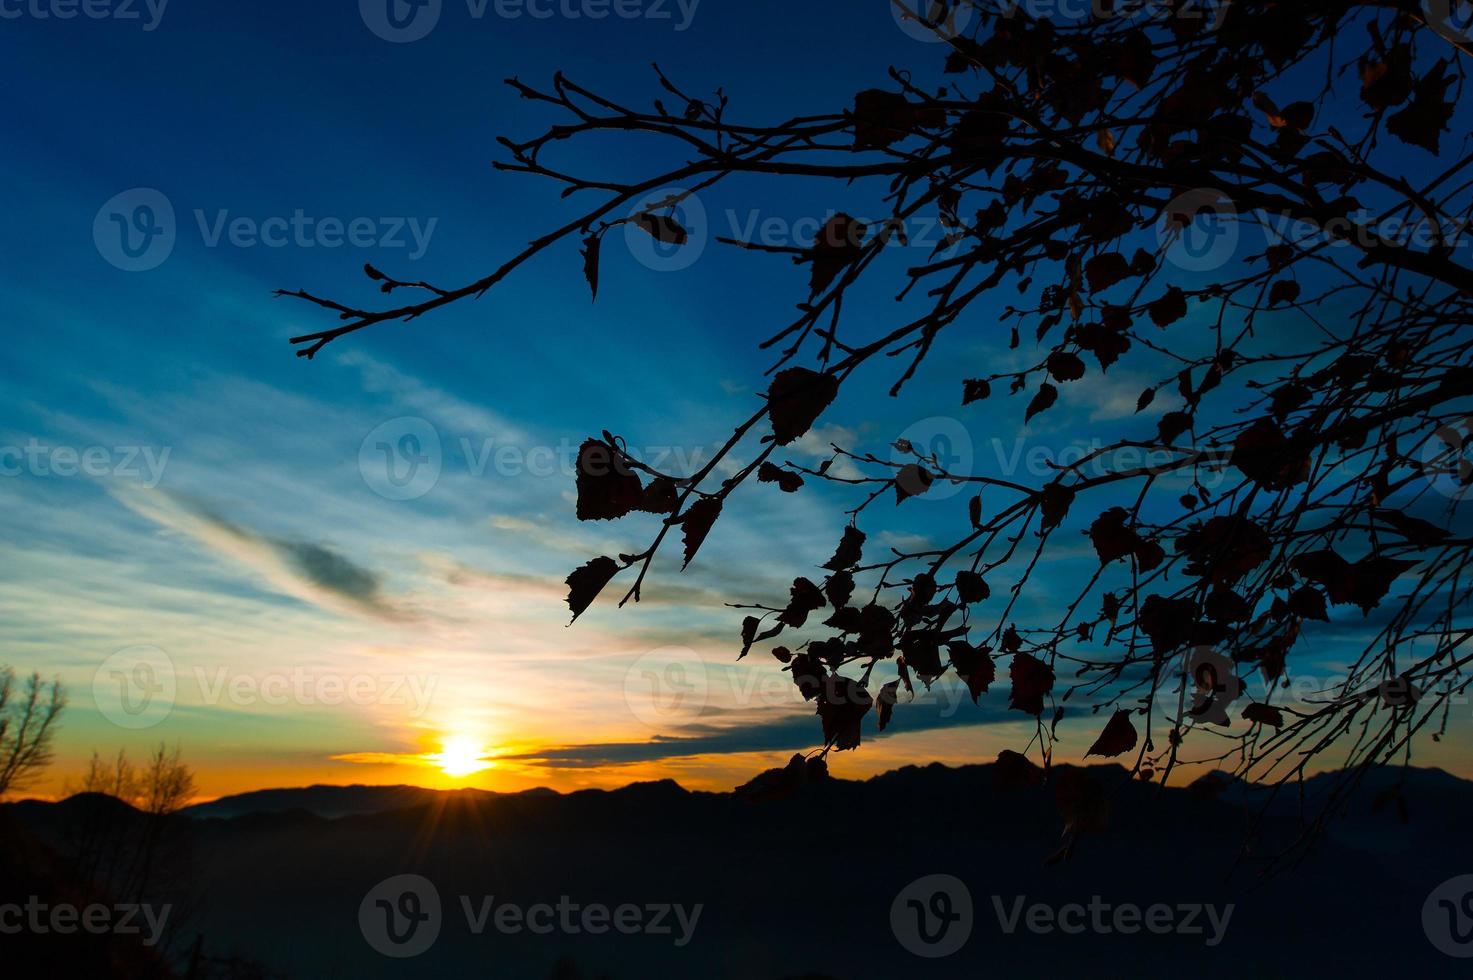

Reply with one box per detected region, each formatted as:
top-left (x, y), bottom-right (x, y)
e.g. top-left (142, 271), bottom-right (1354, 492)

top-left (285, 2), bottom-right (1473, 858)
top-left (71, 744), bottom-right (196, 907)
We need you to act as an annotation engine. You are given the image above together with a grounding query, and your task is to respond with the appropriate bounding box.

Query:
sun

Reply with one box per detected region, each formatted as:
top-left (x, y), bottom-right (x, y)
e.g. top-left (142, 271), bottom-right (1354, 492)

top-left (429, 736), bottom-right (489, 778)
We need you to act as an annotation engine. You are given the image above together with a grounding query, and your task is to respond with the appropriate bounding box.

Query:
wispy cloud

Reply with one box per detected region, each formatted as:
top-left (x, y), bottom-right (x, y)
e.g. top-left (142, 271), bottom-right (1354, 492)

top-left (113, 487), bottom-right (412, 621)
top-left (337, 350), bottom-right (533, 445)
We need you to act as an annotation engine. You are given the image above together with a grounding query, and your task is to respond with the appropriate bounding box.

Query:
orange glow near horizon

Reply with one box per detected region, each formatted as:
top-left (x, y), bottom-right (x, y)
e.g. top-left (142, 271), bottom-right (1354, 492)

top-left (18, 714), bottom-right (1473, 806)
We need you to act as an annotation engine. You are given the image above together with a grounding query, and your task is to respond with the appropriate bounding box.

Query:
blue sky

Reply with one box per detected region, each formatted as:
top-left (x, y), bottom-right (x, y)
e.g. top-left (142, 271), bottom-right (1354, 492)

top-left (2, 0), bottom-right (1467, 798)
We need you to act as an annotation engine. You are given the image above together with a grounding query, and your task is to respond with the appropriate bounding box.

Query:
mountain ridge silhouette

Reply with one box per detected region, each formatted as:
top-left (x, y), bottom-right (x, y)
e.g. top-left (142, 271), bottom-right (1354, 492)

top-left (6, 759), bottom-right (1470, 978)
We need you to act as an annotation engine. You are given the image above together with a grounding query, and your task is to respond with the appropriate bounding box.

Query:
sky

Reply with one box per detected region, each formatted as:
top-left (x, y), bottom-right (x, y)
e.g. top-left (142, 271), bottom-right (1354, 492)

top-left (2, 0), bottom-right (1470, 801)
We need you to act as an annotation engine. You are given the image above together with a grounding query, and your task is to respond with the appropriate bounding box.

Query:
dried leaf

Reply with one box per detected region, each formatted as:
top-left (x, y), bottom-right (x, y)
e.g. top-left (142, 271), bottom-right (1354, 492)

top-left (634, 212), bottom-right (689, 244)
top-left (1085, 709), bottom-right (1138, 757)
top-left (758, 461), bottom-right (805, 493)
top-left (768, 368), bottom-right (840, 445)
top-left (565, 556), bottom-right (620, 623)
top-left (580, 232), bottom-right (602, 301)
top-left (877, 679), bottom-right (901, 731)
top-left (895, 464), bottom-right (934, 503)
top-left (1025, 383), bottom-right (1059, 423)
top-left (955, 570), bottom-right (990, 603)
top-left (575, 439), bottom-right (643, 521)
top-left (816, 674), bottom-right (872, 750)
top-left (1009, 652), bottom-right (1055, 716)
top-left (1242, 702), bottom-right (1285, 728)
top-left (949, 641), bottom-right (995, 703)
top-left (680, 497), bottom-right (722, 568)
top-left (1148, 286), bottom-right (1188, 328)
top-left (963, 378), bottom-right (991, 404)
top-left (823, 526), bottom-right (866, 571)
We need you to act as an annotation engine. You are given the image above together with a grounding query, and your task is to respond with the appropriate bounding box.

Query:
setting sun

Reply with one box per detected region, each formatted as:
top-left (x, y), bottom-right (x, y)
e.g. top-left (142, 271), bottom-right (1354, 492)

top-left (429, 736), bottom-right (489, 778)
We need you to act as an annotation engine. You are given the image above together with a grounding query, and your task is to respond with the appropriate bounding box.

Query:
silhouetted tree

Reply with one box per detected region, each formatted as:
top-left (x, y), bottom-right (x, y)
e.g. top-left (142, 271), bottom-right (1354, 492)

top-left (286, 1), bottom-right (1473, 858)
top-left (0, 665), bottom-right (65, 797)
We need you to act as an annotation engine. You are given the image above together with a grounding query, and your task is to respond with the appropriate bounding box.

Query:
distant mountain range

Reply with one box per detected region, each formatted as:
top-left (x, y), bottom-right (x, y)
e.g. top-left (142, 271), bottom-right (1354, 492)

top-left (180, 783), bottom-right (541, 821)
top-left (5, 760), bottom-right (1472, 978)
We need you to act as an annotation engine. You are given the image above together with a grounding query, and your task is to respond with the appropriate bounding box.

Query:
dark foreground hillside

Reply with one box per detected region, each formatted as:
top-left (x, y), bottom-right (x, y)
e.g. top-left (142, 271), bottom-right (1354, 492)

top-left (5, 761), bottom-right (1470, 978)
